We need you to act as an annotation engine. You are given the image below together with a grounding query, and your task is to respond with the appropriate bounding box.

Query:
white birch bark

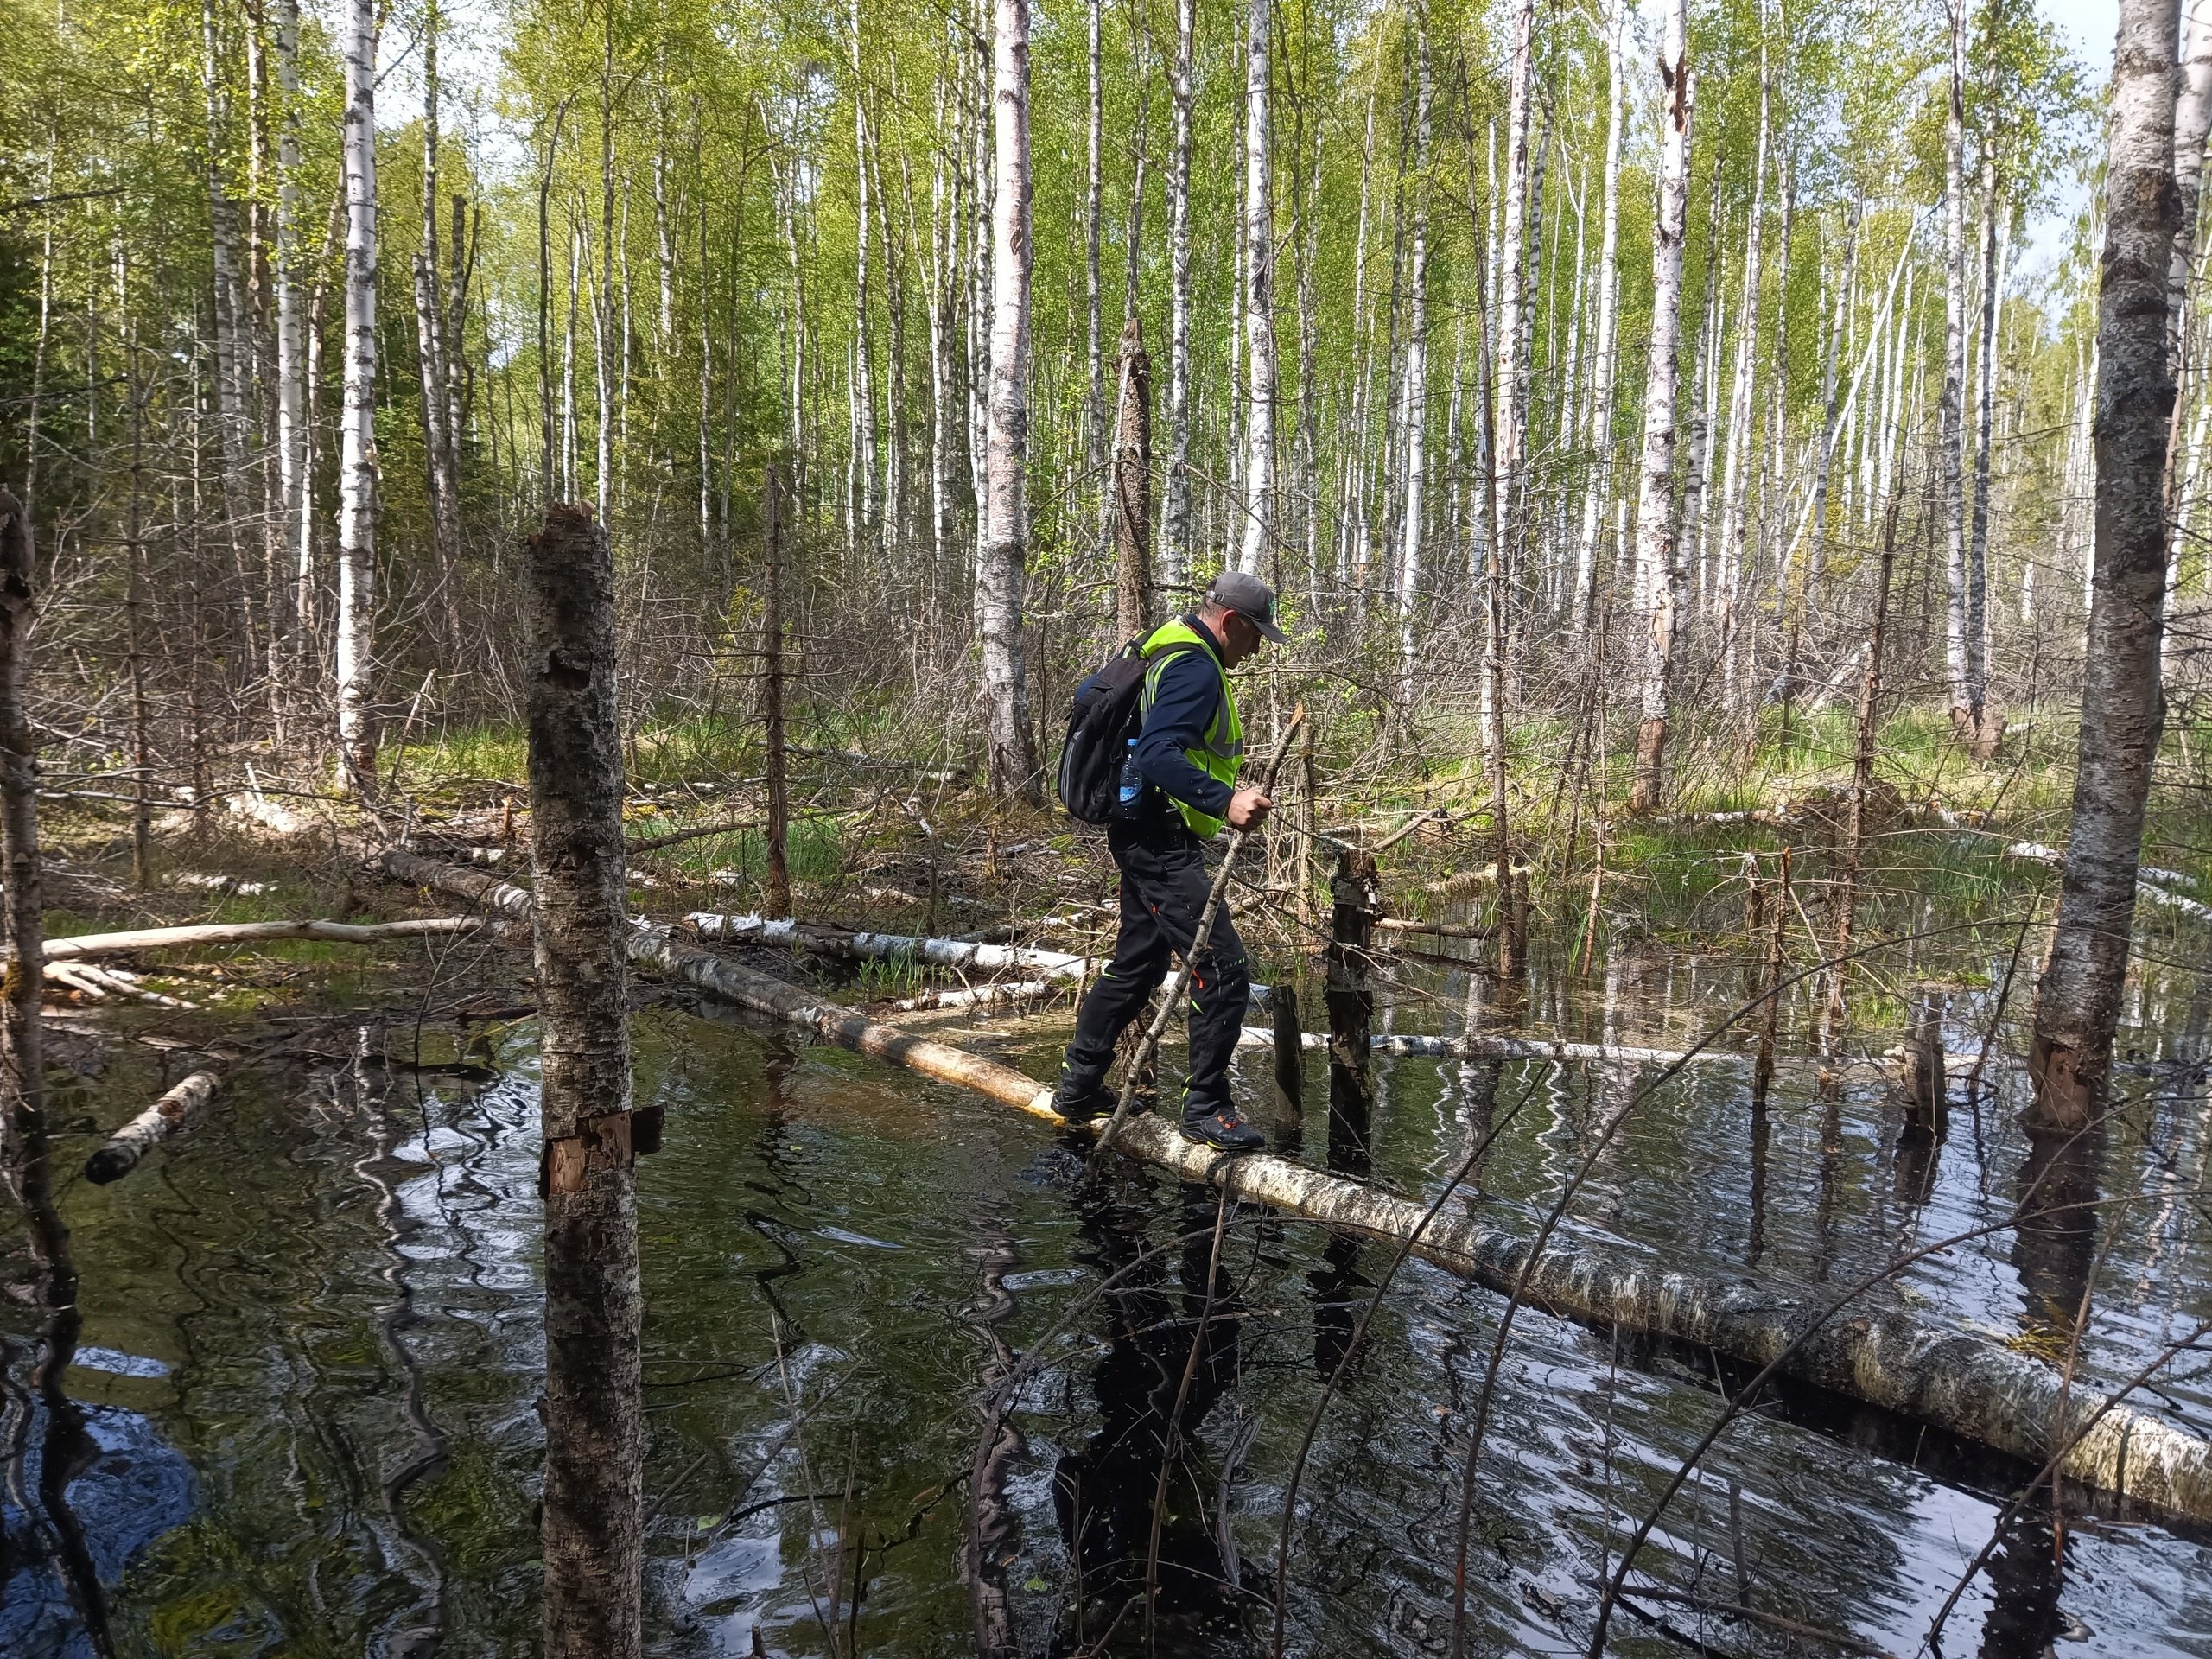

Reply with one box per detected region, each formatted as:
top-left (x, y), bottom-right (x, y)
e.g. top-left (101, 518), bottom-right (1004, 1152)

top-left (1940, 0), bottom-right (1971, 721)
top-left (1395, 36), bottom-right (1432, 693)
top-left (849, 5), bottom-right (877, 545)
top-left (2170, 0), bottom-right (2212, 364)
top-left (1491, 0), bottom-right (1537, 601)
top-left (274, 0), bottom-right (305, 651)
top-left (979, 0), bottom-right (1039, 798)
top-left (335, 0), bottom-right (380, 788)
top-left (1085, 0), bottom-right (1106, 486)
top-left (596, 26), bottom-right (616, 525)
top-left (2164, 0), bottom-right (2212, 614)
top-left (564, 222), bottom-right (580, 499)
top-left (1806, 201), bottom-right (1861, 589)
top-left (1237, 0), bottom-right (1277, 574)
top-left (929, 86), bottom-right (954, 569)
top-left (1161, 0), bottom-right (1195, 585)
top-left (1968, 181), bottom-right (2009, 709)
top-left (1714, 41), bottom-right (1770, 693)
top-left (1630, 0), bottom-right (1693, 815)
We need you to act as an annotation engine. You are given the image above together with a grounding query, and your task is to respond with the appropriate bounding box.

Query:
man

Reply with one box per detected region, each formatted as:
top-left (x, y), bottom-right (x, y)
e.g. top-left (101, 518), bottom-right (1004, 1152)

top-left (1053, 569), bottom-right (1284, 1150)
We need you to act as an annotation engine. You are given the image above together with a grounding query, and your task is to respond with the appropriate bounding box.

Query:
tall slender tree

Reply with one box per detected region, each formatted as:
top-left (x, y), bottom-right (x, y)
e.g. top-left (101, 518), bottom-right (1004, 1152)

top-left (2031, 0), bottom-right (2181, 1128)
top-left (980, 0), bottom-right (1039, 798)
top-left (1238, 0), bottom-right (1277, 574)
top-left (1162, 0), bottom-right (1196, 586)
top-left (1630, 0), bottom-right (1693, 814)
top-left (335, 0), bottom-right (380, 790)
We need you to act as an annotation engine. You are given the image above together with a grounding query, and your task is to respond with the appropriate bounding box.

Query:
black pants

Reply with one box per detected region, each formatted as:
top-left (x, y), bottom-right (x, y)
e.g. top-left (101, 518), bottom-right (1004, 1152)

top-left (1064, 821), bottom-right (1250, 1116)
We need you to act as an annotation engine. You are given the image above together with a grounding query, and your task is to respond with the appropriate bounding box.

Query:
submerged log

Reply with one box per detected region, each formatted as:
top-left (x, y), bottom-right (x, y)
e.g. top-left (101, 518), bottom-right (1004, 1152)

top-left (45, 918), bottom-right (485, 958)
top-left (84, 1070), bottom-right (220, 1184)
top-left (378, 849), bottom-right (2212, 1524)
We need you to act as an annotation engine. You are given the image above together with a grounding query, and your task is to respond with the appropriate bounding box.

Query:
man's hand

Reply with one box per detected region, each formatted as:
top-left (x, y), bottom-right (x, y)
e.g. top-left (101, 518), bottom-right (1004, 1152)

top-left (1225, 786), bottom-right (1273, 832)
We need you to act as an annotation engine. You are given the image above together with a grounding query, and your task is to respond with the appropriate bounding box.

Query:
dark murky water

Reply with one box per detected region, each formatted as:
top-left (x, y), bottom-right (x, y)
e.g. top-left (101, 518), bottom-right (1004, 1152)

top-left (6, 931), bottom-right (2212, 1656)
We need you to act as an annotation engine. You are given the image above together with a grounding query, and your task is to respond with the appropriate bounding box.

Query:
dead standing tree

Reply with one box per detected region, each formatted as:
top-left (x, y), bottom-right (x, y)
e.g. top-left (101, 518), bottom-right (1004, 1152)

top-left (526, 504), bottom-right (646, 1657)
top-left (1112, 315), bottom-right (1153, 642)
top-left (762, 461), bottom-right (793, 918)
top-left (2031, 0), bottom-right (2181, 1128)
top-left (0, 491), bottom-right (45, 1185)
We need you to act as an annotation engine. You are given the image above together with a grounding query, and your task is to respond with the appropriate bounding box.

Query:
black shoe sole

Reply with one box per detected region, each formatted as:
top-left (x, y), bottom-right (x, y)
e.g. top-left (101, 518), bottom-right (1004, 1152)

top-left (1182, 1122), bottom-right (1265, 1152)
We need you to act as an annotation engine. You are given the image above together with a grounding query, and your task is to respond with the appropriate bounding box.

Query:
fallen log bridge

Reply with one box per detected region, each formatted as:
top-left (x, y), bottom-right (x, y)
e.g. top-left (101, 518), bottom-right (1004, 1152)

top-left (380, 848), bottom-right (2212, 1525)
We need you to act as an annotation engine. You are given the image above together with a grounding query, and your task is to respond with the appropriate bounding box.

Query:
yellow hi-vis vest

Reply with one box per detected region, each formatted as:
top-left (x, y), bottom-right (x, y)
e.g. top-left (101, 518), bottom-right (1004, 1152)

top-left (1138, 618), bottom-right (1244, 839)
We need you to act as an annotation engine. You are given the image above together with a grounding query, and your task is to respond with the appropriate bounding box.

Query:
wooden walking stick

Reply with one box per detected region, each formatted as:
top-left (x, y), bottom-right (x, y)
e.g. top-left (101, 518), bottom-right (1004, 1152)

top-left (1088, 706), bottom-right (1306, 1173)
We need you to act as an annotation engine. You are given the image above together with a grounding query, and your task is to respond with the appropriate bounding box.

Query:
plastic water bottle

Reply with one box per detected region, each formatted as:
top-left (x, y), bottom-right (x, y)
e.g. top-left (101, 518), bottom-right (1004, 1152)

top-left (1116, 739), bottom-right (1144, 816)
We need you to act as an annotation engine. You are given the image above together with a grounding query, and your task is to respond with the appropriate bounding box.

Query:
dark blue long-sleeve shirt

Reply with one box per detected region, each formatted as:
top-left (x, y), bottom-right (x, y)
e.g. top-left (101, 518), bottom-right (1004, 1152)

top-left (1130, 620), bottom-right (1235, 820)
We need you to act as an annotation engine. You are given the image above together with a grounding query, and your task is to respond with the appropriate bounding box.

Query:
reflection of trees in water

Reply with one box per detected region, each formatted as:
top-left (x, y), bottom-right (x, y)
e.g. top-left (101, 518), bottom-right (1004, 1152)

top-left (3, 1061), bottom-right (113, 1654)
top-left (743, 1034), bottom-right (811, 1338)
top-left (1051, 1178), bottom-right (1246, 1656)
top-left (964, 1205), bottom-right (1024, 1659)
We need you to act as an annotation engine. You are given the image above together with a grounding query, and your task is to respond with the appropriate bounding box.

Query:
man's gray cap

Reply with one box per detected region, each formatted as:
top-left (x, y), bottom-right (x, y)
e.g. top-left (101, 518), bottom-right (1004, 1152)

top-left (1205, 569), bottom-right (1286, 644)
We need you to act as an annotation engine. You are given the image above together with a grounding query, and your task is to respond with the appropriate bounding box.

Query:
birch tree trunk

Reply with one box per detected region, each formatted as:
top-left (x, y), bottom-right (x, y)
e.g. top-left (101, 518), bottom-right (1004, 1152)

top-left (2031, 0), bottom-right (2180, 1128)
top-left (335, 0), bottom-right (380, 791)
top-left (2164, 0), bottom-right (2212, 607)
top-left (1715, 40), bottom-right (1770, 696)
top-left (1941, 0), bottom-right (1973, 726)
top-left (1086, 0), bottom-right (1106, 492)
top-left (2171, 0), bottom-right (2212, 363)
top-left (1395, 37), bottom-right (1432, 696)
top-left (1629, 0), bottom-right (1693, 816)
top-left (596, 20), bottom-right (617, 526)
top-left (1492, 0), bottom-right (1537, 627)
top-left (849, 5), bottom-right (877, 547)
top-left (980, 0), bottom-right (1039, 799)
top-left (273, 0), bottom-right (305, 673)
top-left (1968, 175), bottom-right (2008, 725)
top-left (1806, 201), bottom-right (1861, 595)
top-left (525, 504), bottom-right (644, 1659)
top-left (1573, 10), bottom-right (1624, 627)
top-left (1237, 0), bottom-right (1277, 574)
top-left (1162, 0), bottom-right (1196, 587)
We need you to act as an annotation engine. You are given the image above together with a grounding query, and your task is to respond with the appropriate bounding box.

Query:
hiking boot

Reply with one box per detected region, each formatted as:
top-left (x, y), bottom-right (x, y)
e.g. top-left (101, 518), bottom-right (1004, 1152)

top-left (1181, 1103), bottom-right (1265, 1152)
top-left (1051, 1073), bottom-right (1116, 1124)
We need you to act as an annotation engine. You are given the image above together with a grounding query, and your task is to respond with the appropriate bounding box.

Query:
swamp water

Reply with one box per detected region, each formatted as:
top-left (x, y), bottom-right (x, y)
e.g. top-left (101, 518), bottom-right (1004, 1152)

top-left (5, 932), bottom-right (2212, 1657)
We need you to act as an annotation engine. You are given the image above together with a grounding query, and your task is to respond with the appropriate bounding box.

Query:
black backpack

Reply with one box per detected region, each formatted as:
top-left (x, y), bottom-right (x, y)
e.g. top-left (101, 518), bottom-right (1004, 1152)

top-left (1056, 638), bottom-right (1200, 823)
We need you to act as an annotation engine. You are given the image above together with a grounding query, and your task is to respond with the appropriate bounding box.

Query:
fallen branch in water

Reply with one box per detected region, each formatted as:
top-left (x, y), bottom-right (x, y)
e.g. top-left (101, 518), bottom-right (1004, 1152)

top-left (45, 918), bottom-right (486, 958)
top-left (44, 959), bottom-right (199, 1009)
top-left (376, 848), bottom-right (2212, 1525)
top-left (85, 1070), bottom-right (221, 1183)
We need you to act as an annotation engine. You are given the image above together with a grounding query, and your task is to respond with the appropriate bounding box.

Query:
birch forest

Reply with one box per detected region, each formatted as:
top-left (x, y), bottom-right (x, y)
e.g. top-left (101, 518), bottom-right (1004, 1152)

top-left (3, 0), bottom-right (2162, 812)
top-left (8, 0), bottom-right (2212, 1649)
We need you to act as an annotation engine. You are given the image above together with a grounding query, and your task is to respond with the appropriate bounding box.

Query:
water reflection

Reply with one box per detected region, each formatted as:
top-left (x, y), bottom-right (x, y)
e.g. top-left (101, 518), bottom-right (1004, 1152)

top-left (1052, 1179), bottom-right (1245, 1656)
top-left (3, 1062), bottom-right (116, 1657)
